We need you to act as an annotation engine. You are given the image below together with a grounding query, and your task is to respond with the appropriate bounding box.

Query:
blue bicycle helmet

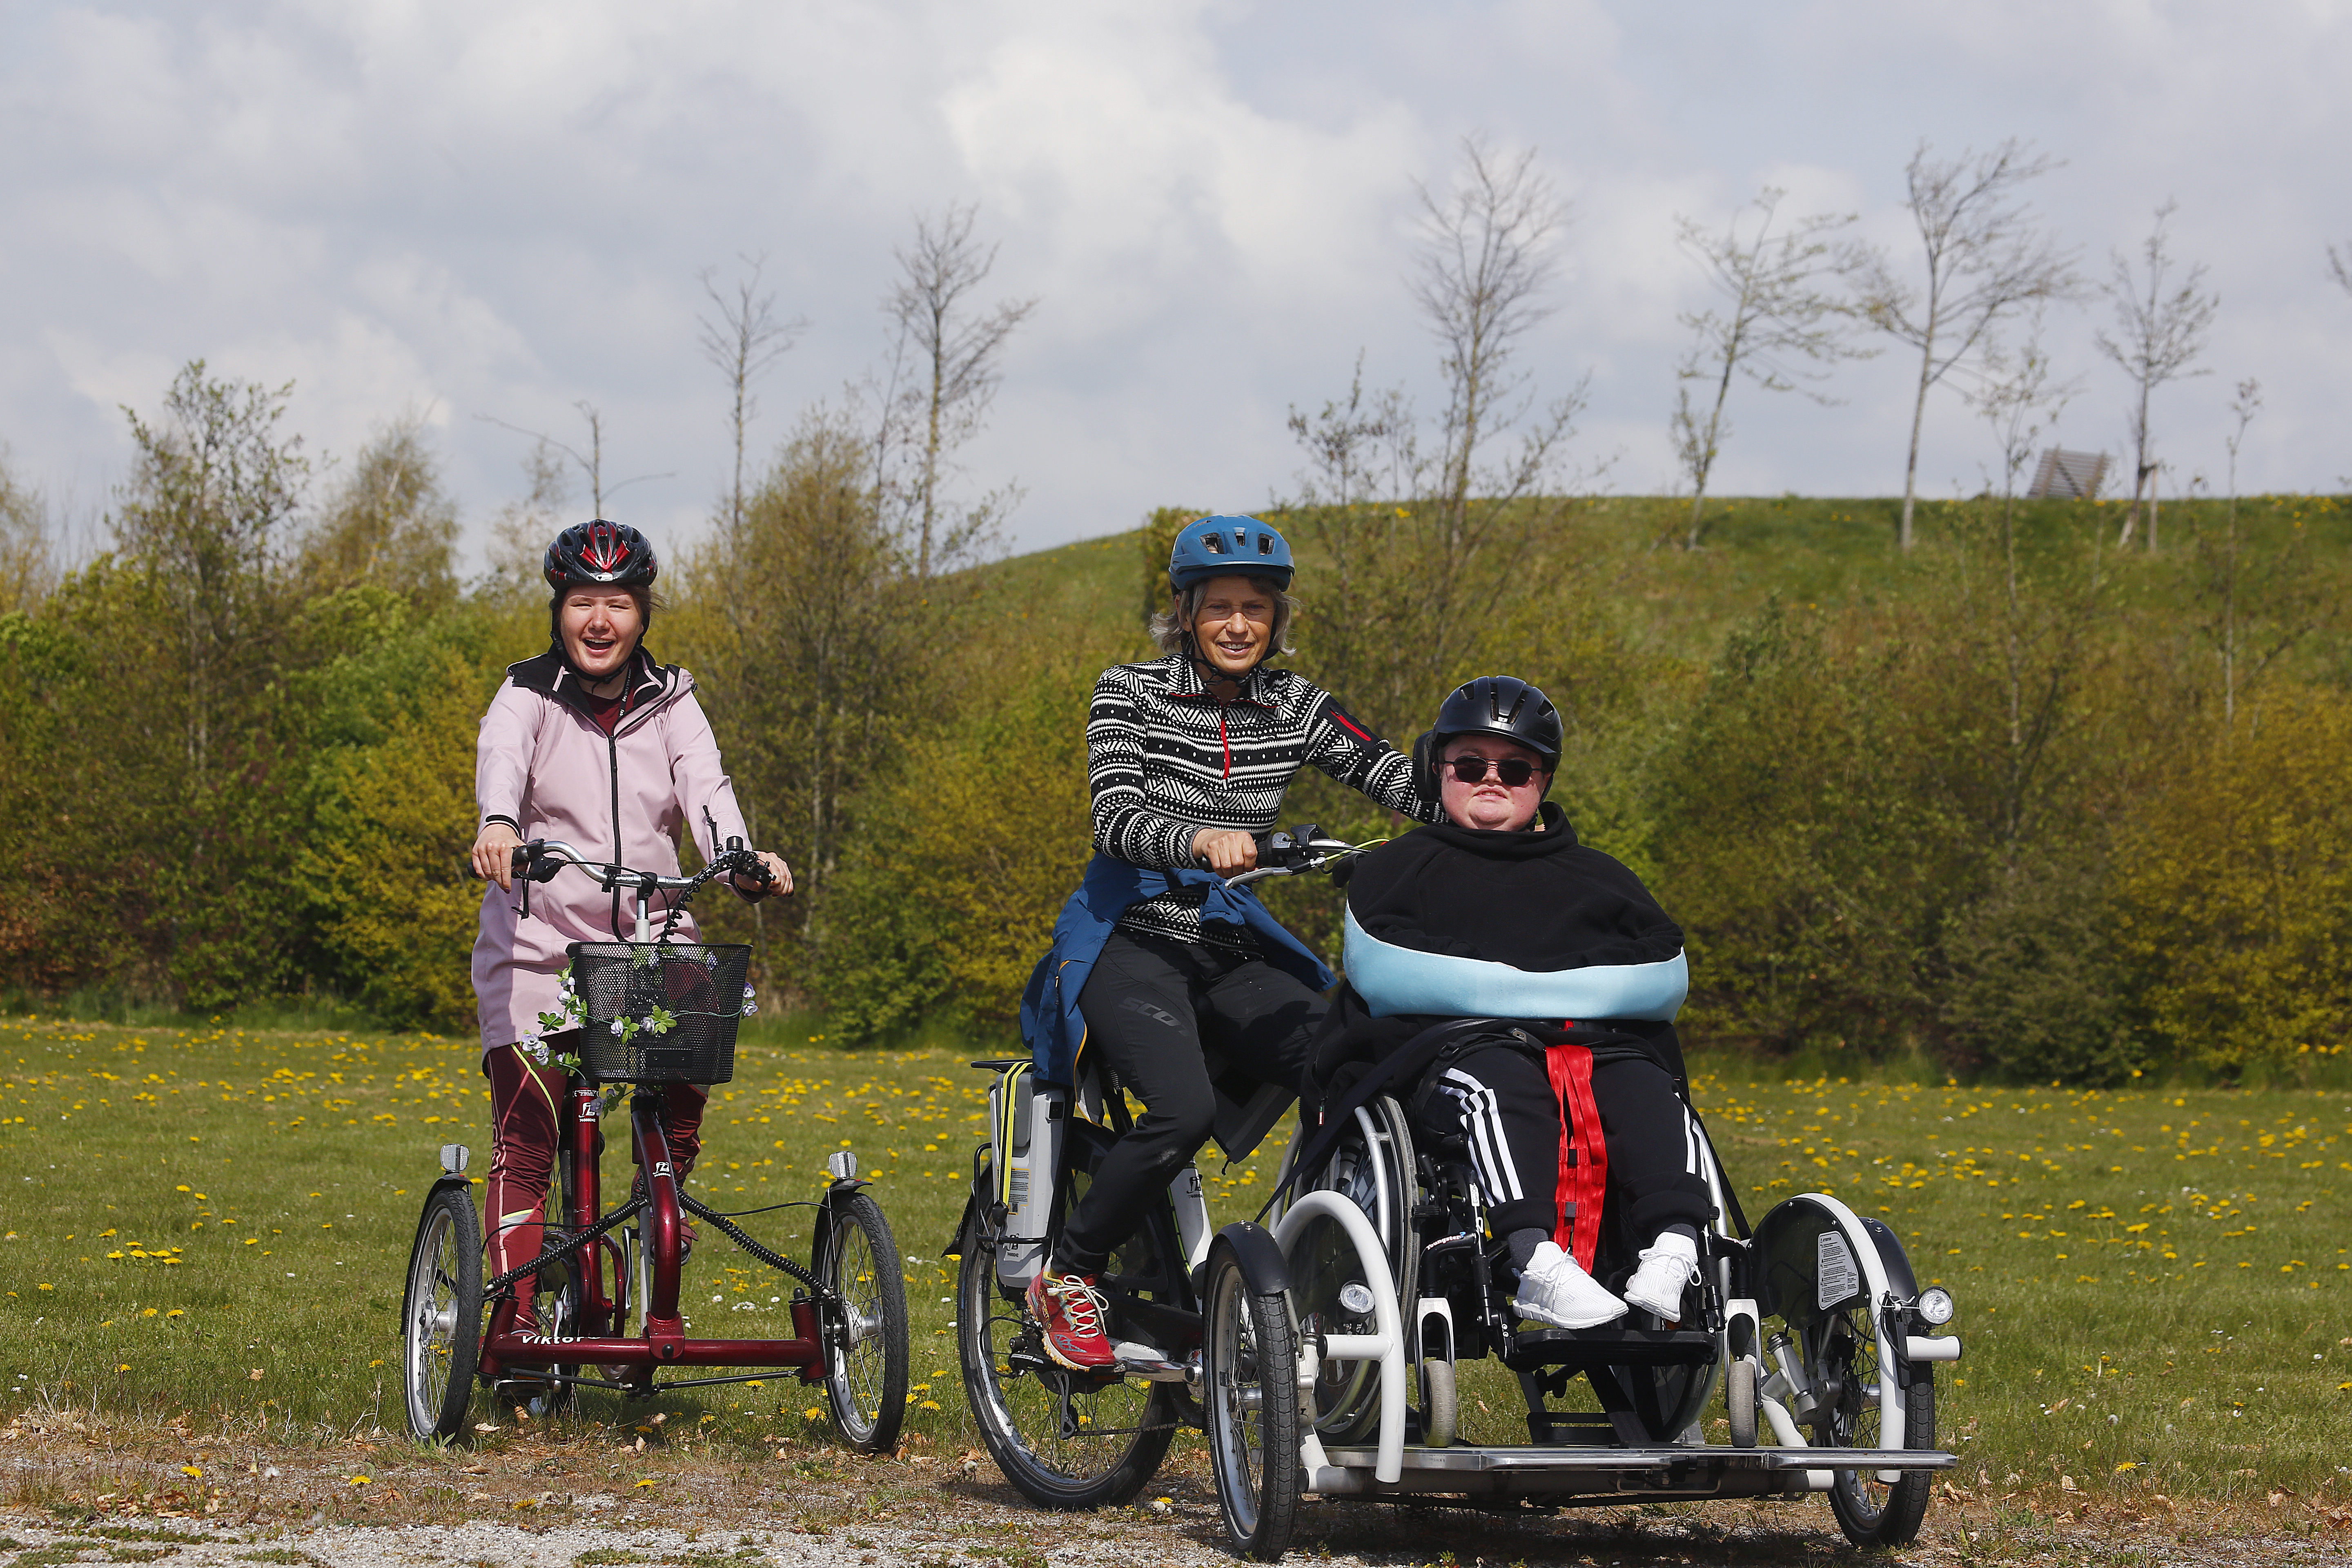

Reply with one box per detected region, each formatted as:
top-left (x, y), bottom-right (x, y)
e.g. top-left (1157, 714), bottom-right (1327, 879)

top-left (1168, 514), bottom-right (1294, 594)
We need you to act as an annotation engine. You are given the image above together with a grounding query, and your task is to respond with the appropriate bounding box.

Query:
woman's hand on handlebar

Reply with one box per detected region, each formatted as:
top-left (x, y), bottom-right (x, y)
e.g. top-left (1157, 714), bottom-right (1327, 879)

top-left (1191, 828), bottom-right (1258, 876)
top-left (472, 822), bottom-right (523, 891)
top-left (731, 850), bottom-right (793, 901)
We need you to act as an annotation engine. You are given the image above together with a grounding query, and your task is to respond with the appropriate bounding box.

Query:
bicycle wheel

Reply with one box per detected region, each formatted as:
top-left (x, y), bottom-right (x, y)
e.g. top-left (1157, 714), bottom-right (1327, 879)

top-left (1810, 1303), bottom-right (1935, 1547)
top-left (1288, 1097), bottom-right (1414, 1443)
top-left (1203, 1243), bottom-right (1301, 1560)
top-left (956, 1138), bottom-right (1179, 1509)
top-left (401, 1185), bottom-right (483, 1442)
top-left (818, 1192), bottom-right (909, 1454)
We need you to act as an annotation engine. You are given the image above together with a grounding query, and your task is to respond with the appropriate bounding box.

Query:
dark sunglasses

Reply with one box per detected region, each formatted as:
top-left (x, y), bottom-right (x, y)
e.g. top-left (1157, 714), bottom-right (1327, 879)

top-left (1446, 754), bottom-right (1539, 787)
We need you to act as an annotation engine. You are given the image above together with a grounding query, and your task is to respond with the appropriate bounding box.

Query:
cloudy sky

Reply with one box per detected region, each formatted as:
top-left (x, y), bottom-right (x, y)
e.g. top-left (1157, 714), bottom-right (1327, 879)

top-left (4, 1), bottom-right (2348, 565)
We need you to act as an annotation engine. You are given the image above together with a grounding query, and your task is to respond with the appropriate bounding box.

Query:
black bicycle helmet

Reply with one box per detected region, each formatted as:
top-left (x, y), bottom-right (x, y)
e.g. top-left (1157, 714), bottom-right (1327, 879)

top-left (1413, 675), bottom-right (1564, 800)
top-left (544, 519), bottom-right (658, 590)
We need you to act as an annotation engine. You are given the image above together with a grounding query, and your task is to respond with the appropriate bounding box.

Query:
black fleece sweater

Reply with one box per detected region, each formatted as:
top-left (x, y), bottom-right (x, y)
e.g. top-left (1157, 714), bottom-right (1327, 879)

top-left (1314, 802), bottom-right (1688, 1086)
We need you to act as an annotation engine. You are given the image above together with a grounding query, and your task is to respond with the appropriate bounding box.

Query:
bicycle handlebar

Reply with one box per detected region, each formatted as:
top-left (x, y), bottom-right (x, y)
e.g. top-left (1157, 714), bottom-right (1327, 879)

top-left (464, 837), bottom-right (777, 895)
top-left (1219, 823), bottom-right (1376, 889)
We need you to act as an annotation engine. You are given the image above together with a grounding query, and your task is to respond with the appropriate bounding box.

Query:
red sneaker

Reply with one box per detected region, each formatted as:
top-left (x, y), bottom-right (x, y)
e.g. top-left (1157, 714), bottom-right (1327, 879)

top-left (1025, 1269), bottom-right (1117, 1371)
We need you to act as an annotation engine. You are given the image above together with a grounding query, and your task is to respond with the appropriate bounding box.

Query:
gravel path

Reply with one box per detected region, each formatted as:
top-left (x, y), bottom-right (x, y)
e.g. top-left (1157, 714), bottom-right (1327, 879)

top-left (5, 1420), bottom-right (2348, 1568)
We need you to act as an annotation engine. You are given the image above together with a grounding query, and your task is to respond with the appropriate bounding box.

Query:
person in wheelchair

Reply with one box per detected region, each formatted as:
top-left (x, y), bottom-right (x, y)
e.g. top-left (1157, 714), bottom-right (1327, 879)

top-left (1017, 515), bottom-right (1440, 1374)
top-left (1312, 675), bottom-right (1710, 1332)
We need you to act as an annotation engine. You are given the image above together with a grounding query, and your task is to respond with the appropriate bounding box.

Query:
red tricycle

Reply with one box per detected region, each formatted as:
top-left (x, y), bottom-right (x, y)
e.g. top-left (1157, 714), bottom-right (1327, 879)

top-left (399, 839), bottom-right (910, 1449)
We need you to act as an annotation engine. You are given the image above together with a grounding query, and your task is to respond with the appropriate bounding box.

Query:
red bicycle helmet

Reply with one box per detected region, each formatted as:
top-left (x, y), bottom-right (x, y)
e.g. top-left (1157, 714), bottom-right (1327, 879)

top-left (544, 519), bottom-right (658, 590)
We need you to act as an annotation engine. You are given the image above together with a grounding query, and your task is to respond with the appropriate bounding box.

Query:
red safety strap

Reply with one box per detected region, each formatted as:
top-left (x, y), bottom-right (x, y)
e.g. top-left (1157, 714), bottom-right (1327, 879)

top-left (1545, 1034), bottom-right (1609, 1270)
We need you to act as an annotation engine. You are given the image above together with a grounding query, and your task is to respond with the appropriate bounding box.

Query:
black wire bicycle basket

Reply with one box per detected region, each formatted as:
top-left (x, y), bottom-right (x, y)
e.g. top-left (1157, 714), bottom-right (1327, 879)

top-left (566, 941), bottom-right (754, 1084)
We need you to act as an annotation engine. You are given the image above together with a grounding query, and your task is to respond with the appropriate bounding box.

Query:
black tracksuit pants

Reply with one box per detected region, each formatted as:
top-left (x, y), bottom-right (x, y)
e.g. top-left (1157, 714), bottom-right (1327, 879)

top-left (1053, 930), bottom-right (1323, 1275)
top-left (1431, 1042), bottom-right (1713, 1246)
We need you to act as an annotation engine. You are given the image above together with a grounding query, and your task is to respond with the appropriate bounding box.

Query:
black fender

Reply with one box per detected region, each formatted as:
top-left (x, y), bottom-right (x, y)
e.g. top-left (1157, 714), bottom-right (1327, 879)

top-left (1752, 1197), bottom-right (1925, 1323)
top-left (1208, 1221), bottom-right (1292, 1298)
top-left (1856, 1215), bottom-right (1919, 1299)
top-left (808, 1176), bottom-right (872, 1264)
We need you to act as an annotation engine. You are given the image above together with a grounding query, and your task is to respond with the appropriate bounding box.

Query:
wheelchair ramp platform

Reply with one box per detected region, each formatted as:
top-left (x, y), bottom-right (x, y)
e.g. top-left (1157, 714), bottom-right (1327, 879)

top-left (1502, 1327), bottom-right (1718, 1372)
top-left (1310, 1443), bottom-right (1956, 1501)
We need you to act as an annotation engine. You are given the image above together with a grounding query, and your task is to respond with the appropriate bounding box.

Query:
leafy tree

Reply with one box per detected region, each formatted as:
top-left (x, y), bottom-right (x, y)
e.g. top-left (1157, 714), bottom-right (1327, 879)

top-left (812, 662), bottom-right (1096, 1040)
top-left (2114, 687), bottom-right (2352, 1078)
top-left (1647, 604), bottom-right (1945, 1055)
top-left (673, 408), bottom-right (935, 988)
top-left (0, 443), bottom-right (55, 614)
top-left (296, 414), bottom-right (459, 612)
top-left (302, 652), bottom-right (496, 1029)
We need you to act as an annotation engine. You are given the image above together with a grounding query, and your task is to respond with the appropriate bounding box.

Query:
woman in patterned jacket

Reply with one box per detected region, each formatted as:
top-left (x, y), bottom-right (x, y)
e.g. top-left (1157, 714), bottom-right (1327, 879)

top-left (1017, 514), bottom-right (1439, 1372)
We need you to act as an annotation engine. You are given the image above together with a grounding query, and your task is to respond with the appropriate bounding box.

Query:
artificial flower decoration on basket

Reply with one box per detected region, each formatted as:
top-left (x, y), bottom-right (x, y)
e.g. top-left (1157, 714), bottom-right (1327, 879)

top-left (552, 940), bottom-right (757, 1085)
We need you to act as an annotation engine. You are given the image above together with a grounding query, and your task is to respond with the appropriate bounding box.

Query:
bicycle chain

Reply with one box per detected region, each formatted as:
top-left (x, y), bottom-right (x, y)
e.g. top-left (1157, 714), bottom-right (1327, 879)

top-left (679, 1190), bottom-right (833, 1301)
top-left (485, 1193), bottom-right (645, 1296)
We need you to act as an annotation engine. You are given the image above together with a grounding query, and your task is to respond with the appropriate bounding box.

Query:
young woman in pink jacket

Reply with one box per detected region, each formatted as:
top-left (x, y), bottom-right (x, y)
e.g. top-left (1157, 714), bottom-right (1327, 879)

top-left (466, 520), bottom-right (791, 1330)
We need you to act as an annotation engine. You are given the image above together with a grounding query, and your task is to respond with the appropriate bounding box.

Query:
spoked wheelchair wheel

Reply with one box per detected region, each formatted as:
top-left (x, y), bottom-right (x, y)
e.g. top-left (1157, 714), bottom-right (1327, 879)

top-left (1283, 1096), bottom-right (1415, 1443)
top-left (818, 1190), bottom-right (910, 1454)
top-left (1809, 1301), bottom-right (1935, 1547)
top-left (1203, 1239), bottom-right (1301, 1560)
top-left (956, 1129), bottom-right (1180, 1508)
top-left (401, 1184), bottom-right (483, 1442)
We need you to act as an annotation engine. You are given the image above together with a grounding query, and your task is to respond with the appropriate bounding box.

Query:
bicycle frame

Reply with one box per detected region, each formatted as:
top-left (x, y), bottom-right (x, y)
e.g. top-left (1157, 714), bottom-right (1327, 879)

top-left (475, 1078), bottom-right (826, 1389)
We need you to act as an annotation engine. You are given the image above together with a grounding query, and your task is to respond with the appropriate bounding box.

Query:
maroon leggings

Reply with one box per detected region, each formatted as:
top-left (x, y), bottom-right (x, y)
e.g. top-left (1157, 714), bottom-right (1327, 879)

top-left (481, 1039), bottom-right (708, 1290)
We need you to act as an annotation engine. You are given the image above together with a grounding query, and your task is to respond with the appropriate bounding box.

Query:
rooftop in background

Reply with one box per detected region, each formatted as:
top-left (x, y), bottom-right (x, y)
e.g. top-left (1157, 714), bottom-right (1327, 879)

top-left (2028, 449), bottom-right (2110, 501)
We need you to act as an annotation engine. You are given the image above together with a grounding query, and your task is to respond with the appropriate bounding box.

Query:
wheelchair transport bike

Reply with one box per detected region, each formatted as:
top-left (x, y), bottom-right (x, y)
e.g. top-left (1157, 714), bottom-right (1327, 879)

top-left (399, 839), bottom-right (911, 1450)
top-left (955, 828), bottom-right (1964, 1558)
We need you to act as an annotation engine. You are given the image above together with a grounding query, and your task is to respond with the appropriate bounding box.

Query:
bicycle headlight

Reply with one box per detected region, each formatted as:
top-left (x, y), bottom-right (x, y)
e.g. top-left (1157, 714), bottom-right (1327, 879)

top-left (1915, 1286), bottom-right (1956, 1326)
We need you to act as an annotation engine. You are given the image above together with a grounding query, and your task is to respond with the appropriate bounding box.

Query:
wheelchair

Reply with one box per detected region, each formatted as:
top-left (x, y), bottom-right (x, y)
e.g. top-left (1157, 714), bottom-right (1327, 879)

top-left (1197, 1019), bottom-right (1964, 1558)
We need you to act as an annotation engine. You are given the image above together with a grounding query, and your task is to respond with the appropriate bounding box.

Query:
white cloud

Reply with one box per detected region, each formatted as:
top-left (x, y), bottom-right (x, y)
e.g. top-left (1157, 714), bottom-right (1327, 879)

top-left (0, 0), bottom-right (2346, 563)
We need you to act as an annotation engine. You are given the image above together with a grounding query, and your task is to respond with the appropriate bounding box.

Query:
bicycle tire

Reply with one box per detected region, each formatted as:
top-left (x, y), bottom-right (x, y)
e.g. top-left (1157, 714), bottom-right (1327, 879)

top-left (955, 1143), bottom-right (1179, 1510)
top-left (1813, 1305), bottom-right (1935, 1547)
top-left (401, 1185), bottom-right (483, 1442)
top-left (819, 1192), bottom-right (910, 1454)
top-left (1203, 1244), bottom-right (1301, 1560)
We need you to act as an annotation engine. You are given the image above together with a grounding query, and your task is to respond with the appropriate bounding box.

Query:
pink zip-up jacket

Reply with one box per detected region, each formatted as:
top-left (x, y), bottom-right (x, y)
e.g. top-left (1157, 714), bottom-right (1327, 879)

top-left (472, 645), bottom-right (753, 1054)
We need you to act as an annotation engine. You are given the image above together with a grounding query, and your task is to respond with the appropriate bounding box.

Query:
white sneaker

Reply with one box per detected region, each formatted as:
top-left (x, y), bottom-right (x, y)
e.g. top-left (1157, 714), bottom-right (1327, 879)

top-left (1622, 1232), bottom-right (1701, 1321)
top-left (1513, 1241), bottom-right (1627, 1330)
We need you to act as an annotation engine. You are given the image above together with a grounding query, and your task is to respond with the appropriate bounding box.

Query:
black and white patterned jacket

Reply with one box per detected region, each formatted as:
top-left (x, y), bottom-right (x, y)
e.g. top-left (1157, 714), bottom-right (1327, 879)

top-left (1087, 653), bottom-right (1440, 950)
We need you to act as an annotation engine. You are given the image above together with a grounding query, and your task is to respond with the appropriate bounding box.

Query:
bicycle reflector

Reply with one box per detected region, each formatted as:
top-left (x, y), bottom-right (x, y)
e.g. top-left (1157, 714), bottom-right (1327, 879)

top-left (827, 1150), bottom-right (859, 1182)
top-left (440, 1144), bottom-right (470, 1177)
top-left (1915, 1287), bottom-right (1955, 1325)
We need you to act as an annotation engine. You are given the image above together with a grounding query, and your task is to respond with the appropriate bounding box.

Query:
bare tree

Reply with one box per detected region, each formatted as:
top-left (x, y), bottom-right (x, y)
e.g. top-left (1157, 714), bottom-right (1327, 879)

top-left (1849, 138), bottom-right (2079, 549)
top-left (1965, 318), bottom-right (2089, 859)
top-left (1410, 134), bottom-right (1581, 553)
top-left (2191, 378), bottom-right (2327, 733)
top-left (1671, 188), bottom-right (1870, 548)
top-left (877, 203), bottom-right (1038, 579)
top-left (478, 403), bottom-right (672, 519)
top-left (698, 254), bottom-right (806, 537)
top-left (2096, 202), bottom-right (2218, 552)
top-left (1276, 136), bottom-right (1603, 735)
top-left (481, 441), bottom-right (573, 605)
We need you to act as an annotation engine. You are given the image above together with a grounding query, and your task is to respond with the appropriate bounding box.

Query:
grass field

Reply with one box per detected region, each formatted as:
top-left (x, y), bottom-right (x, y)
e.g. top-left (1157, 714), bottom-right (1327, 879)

top-left (5, 1010), bottom-right (2349, 1518)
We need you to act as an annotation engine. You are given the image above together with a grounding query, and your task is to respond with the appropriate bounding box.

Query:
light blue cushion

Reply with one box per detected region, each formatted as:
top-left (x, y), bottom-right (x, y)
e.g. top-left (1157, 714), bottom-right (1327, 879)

top-left (1341, 907), bottom-right (1688, 1022)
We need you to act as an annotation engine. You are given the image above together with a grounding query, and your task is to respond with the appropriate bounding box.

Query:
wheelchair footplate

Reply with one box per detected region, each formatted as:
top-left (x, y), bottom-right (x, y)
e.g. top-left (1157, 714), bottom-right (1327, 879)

top-left (1305, 1440), bottom-right (1955, 1502)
